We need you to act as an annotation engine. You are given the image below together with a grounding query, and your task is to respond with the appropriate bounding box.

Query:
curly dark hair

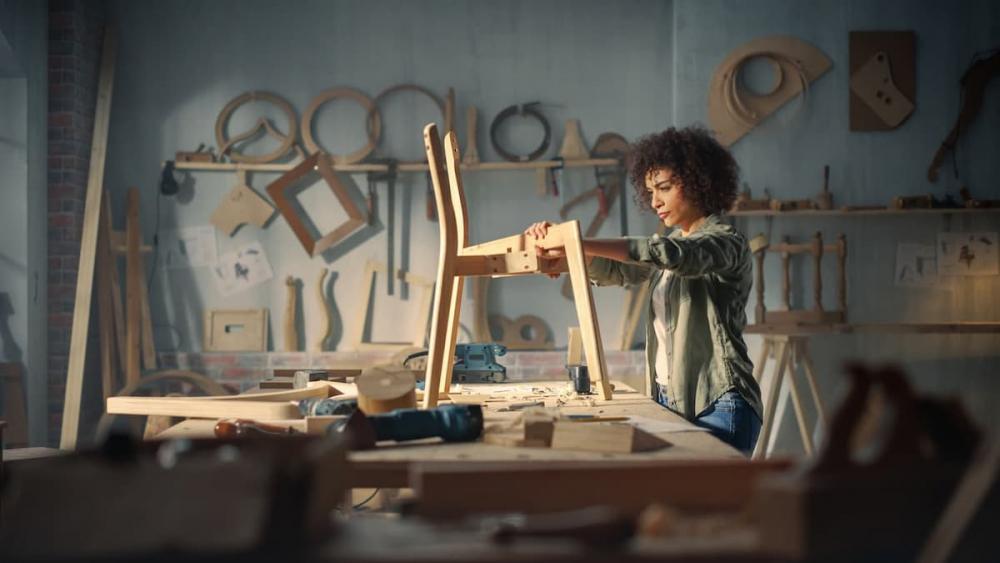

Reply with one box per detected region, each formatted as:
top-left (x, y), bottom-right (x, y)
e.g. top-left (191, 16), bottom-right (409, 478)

top-left (627, 126), bottom-right (740, 216)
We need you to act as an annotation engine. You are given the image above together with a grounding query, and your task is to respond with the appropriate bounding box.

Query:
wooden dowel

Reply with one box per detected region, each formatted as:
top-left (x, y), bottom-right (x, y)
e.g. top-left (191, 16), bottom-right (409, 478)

top-left (754, 249), bottom-right (766, 324)
top-left (812, 231), bottom-right (823, 312)
top-left (780, 236), bottom-right (790, 310)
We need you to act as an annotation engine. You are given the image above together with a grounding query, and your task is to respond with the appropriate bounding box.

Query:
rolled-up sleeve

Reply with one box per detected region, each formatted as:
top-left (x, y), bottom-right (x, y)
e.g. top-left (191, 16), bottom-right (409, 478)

top-left (627, 231), bottom-right (745, 278)
top-left (588, 255), bottom-right (654, 287)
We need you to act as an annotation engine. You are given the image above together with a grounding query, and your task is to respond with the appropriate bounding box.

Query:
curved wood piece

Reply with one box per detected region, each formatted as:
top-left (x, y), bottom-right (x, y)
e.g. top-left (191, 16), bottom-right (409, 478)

top-left (315, 269), bottom-right (331, 352)
top-left (215, 91), bottom-right (298, 164)
top-left (302, 87), bottom-right (381, 164)
top-left (708, 36), bottom-right (832, 146)
top-left (491, 314), bottom-right (551, 350)
top-left (113, 369), bottom-right (231, 398)
top-left (369, 83), bottom-right (448, 164)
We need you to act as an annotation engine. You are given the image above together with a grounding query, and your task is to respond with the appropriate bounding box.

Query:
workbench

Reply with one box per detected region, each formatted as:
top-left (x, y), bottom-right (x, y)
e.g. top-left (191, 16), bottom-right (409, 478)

top-left (156, 381), bottom-right (745, 489)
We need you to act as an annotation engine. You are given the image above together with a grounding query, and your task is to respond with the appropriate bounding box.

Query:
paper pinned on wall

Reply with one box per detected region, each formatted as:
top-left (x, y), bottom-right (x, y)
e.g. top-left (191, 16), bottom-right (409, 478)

top-left (161, 226), bottom-right (218, 269)
top-left (937, 232), bottom-right (999, 276)
top-left (211, 241), bottom-right (274, 296)
top-left (895, 243), bottom-right (938, 287)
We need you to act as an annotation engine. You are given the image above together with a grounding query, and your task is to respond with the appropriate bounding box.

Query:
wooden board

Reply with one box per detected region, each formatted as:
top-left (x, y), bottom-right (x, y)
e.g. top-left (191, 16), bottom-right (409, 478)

top-left (125, 187), bottom-right (142, 385)
top-left (708, 35), bottom-right (832, 146)
top-left (411, 459), bottom-right (792, 518)
top-left (61, 27), bottom-right (117, 450)
top-left (550, 421), bottom-right (670, 453)
top-left (209, 172), bottom-right (276, 236)
top-left (352, 261), bottom-right (435, 350)
top-left (849, 31), bottom-right (916, 131)
top-left (106, 396), bottom-right (300, 420)
top-left (203, 309), bottom-right (268, 352)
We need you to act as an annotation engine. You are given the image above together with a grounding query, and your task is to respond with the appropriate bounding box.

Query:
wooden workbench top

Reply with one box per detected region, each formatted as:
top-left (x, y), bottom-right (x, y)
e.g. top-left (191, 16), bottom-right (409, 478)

top-left (156, 381), bottom-right (742, 487)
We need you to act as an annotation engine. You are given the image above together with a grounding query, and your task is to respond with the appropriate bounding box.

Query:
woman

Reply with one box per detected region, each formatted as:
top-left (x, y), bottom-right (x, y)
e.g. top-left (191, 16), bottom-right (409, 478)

top-left (526, 126), bottom-right (762, 455)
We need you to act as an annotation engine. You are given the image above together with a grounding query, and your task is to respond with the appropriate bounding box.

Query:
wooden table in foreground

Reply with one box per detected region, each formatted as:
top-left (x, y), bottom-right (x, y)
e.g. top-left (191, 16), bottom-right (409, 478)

top-left (158, 381), bottom-right (744, 488)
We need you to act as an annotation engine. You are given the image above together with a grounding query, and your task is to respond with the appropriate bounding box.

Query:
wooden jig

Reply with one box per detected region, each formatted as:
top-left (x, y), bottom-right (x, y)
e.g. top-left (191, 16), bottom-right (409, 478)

top-left (203, 309), bottom-right (268, 352)
top-left (215, 91), bottom-right (301, 164)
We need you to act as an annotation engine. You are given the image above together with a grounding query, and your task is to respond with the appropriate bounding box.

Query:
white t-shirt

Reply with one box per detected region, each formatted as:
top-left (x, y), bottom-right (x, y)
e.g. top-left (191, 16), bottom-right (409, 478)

top-left (652, 270), bottom-right (673, 388)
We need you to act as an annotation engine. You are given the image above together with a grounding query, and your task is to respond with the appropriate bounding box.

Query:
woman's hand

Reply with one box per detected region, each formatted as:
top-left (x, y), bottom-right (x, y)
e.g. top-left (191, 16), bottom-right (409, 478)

top-left (524, 221), bottom-right (564, 278)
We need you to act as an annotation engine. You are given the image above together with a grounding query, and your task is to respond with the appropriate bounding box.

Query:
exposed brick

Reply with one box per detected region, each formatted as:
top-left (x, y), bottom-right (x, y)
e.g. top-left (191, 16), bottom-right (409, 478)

top-left (511, 351), bottom-right (565, 366)
top-left (268, 352), bottom-right (310, 367)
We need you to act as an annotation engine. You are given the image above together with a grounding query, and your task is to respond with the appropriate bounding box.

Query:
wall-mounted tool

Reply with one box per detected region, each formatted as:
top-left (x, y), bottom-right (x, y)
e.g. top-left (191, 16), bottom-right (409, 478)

top-left (815, 165), bottom-right (833, 210)
top-left (328, 404), bottom-right (484, 450)
top-left (490, 102), bottom-right (551, 162)
top-left (175, 143), bottom-right (215, 163)
top-left (849, 31), bottom-right (916, 131)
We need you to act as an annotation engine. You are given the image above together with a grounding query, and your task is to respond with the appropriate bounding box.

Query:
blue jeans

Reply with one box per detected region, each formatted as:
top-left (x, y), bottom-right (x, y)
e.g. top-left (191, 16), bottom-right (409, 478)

top-left (656, 386), bottom-right (761, 456)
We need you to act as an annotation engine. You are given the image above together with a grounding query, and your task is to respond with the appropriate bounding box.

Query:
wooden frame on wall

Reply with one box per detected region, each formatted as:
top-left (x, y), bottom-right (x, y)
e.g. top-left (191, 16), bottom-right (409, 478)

top-left (203, 309), bottom-right (269, 352)
top-left (265, 152), bottom-right (366, 256)
top-left (352, 260), bottom-right (435, 351)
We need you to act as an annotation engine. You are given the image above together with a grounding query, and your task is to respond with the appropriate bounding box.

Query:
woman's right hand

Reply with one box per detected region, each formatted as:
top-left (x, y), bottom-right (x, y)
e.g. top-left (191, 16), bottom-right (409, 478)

top-left (524, 221), bottom-right (553, 240)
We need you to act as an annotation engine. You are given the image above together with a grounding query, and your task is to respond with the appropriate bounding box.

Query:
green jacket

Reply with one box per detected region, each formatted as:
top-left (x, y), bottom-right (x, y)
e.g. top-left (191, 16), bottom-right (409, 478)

top-left (588, 215), bottom-right (763, 421)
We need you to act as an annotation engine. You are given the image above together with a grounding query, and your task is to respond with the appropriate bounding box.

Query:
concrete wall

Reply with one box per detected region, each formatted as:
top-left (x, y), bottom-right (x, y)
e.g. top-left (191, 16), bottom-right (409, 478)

top-left (99, 0), bottom-right (999, 452)
top-left (673, 0), bottom-right (1000, 454)
top-left (0, 0), bottom-right (48, 445)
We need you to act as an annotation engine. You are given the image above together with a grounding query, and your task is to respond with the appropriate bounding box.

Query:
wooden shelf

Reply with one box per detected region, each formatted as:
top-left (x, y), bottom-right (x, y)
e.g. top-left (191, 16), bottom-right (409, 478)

top-left (169, 158), bottom-right (620, 174)
top-left (730, 207), bottom-right (1000, 217)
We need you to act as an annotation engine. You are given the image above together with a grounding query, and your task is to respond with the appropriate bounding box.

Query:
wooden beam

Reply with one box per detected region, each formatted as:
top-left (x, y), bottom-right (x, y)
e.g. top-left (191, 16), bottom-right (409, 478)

top-left (411, 459), bottom-right (792, 518)
top-left (60, 27), bottom-right (117, 450)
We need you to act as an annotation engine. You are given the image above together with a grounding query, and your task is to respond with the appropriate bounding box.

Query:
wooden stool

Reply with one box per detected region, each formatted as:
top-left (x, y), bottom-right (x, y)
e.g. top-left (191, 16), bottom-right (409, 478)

top-left (420, 124), bottom-right (611, 407)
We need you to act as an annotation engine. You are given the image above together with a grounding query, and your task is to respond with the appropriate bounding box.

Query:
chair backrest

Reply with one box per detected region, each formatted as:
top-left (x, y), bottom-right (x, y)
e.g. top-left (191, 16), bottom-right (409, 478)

top-left (423, 123), bottom-right (470, 251)
top-left (752, 231), bottom-right (847, 325)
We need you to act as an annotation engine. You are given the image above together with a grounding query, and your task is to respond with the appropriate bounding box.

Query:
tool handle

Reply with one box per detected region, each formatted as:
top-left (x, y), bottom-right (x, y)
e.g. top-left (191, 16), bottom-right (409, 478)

top-left (213, 418), bottom-right (294, 439)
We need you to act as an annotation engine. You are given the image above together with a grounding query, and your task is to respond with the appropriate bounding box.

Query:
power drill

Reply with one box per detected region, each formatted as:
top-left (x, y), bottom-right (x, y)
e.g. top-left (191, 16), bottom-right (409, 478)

top-left (330, 404), bottom-right (484, 450)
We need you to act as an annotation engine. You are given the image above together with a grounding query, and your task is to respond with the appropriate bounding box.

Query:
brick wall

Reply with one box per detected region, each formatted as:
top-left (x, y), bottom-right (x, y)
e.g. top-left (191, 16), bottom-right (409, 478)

top-left (46, 0), bottom-right (106, 445)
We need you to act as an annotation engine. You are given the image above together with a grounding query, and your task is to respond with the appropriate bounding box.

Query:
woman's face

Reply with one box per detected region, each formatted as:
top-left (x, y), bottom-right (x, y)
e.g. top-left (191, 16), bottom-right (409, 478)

top-left (645, 167), bottom-right (704, 233)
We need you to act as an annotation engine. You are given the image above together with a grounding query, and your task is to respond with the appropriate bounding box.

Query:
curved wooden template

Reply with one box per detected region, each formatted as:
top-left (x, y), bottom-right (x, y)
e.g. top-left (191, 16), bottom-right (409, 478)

top-left (315, 269), bottom-right (331, 352)
top-left (113, 369), bottom-right (231, 398)
top-left (188, 380), bottom-right (334, 402)
top-left (369, 83), bottom-right (448, 164)
top-left (708, 36), bottom-right (832, 147)
top-left (491, 314), bottom-right (552, 350)
top-left (215, 91), bottom-right (298, 164)
top-left (302, 87), bottom-right (381, 165)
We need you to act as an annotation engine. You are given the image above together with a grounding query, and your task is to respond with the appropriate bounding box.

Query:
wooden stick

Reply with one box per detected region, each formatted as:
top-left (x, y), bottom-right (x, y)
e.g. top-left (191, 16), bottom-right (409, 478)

top-left (785, 344), bottom-right (814, 456)
top-left (462, 105), bottom-right (480, 164)
top-left (560, 221), bottom-right (611, 400)
top-left (837, 234), bottom-right (847, 318)
top-left (61, 27), bottom-right (116, 450)
top-left (284, 276), bottom-right (299, 351)
top-left (138, 250), bottom-right (157, 371)
top-left (796, 338), bottom-right (827, 426)
top-left (754, 248), bottom-right (766, 324)
top-left (753, 338), bottom-right (789, 460)
top-left (125, 187), bottom-right (142, 386)
top-left (106, 396), bottom-right (300, 420)
top-left (812, 231), bottom-right (823, 311)
top-left (314, 269), bottom-right (330, 352)
top-left (96, 196), bottom-right (116, 401)
top-left (780, 236), bottom-right (791, 310)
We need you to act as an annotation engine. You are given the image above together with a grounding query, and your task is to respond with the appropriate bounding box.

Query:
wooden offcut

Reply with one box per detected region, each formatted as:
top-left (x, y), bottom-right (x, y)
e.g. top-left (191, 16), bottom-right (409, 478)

top-left (124, 187), bottom-right (142, 386)
top-left (61, 27), bottom-right (117, 450)
top-left (356, 366), bottom-right (417, 414)
top-left (550, 421), bottom-right (670, 454)
top-left (106, 396), bottom-right (299, 420)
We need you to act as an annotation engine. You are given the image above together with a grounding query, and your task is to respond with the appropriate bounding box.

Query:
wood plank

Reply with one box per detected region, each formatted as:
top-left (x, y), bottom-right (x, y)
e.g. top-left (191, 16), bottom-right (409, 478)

top-left (138, 246), bottom-right (156, 371)
top-left (550, 421), bottom-right (670, 454)
top-left (125, 187), bottom-right (141, 385)
top-left (60, 27), bottom-right (117, 450)
top-left (96, 194), bottom-right (117, 400)
top-left (106, 396), bottom-right (300, 420)
top-left (746, 322), bottom-right (1000, 335)
top-left (411, 459), bottom-right (792, 518)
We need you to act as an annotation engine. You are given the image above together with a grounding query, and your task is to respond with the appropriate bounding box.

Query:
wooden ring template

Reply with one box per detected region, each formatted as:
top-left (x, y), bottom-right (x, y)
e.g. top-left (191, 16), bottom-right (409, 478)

top-left (265, 152), bottom-right (366, 256)
top-left (489, 102), bottom-right (551, 162)
top-left (491, 314), bottom-right (550, 349)
top-left (302, 87), bottom-right (381, 165)
top-left (215, 91), bottom-right (298, 164)
top-left (368, 84), bottom-right (447, 163)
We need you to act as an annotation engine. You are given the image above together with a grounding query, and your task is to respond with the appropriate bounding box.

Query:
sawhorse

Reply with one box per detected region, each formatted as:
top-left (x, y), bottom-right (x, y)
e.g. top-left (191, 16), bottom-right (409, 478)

top-left (752, 335), bottom-right (828, 459)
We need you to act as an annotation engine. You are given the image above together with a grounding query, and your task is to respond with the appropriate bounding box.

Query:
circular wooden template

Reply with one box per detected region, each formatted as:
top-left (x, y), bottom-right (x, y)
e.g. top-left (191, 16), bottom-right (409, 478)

top-left (369, 84), bottom-right (447, 162)
top-left (301, 87), bottom-right (381, 164)
top-left (357, 365), bottom-right (416, 414)
top-left (215, 91), bottom-right (298, 164)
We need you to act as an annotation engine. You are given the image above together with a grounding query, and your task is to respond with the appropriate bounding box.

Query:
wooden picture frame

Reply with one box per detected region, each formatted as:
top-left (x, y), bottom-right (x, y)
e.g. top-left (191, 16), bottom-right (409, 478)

top-left (204, 309), bottom-right (268, 352)
top-left (265, 152), bottom-right (366, 257)
top-left (352, 260), bottom-right (435, 351)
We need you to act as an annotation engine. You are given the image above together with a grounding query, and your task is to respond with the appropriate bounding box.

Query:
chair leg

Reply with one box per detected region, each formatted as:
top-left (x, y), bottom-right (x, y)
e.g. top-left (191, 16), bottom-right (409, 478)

top-left (440, 276), bottom-right (464, 395)
top-left (753, 338), bottom-right (789, 460)
top-left (798, 338), bottom-right (828, 426)
top-left (560, 222), bottom-right (611, 399)
top-left (423, 263), bottom-right (459, 408)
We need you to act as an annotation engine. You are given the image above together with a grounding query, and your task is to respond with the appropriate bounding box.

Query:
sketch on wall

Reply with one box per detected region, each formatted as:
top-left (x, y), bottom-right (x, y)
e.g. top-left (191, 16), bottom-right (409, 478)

top-left (895, 243), bottom-right (938, 287)
top-left (937, 232), bottom-right (999, 276)
top-left (212, 241), bottom-right (274, 296)
top-left (161, 226), bottom-right (218, 269)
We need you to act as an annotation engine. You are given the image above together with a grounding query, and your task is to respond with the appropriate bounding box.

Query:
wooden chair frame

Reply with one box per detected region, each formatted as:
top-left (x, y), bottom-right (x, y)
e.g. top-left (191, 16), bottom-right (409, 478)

top-left (421, 123), bottom-right (611, 407)
top-left (753, 231), bottom-right (847, 325)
